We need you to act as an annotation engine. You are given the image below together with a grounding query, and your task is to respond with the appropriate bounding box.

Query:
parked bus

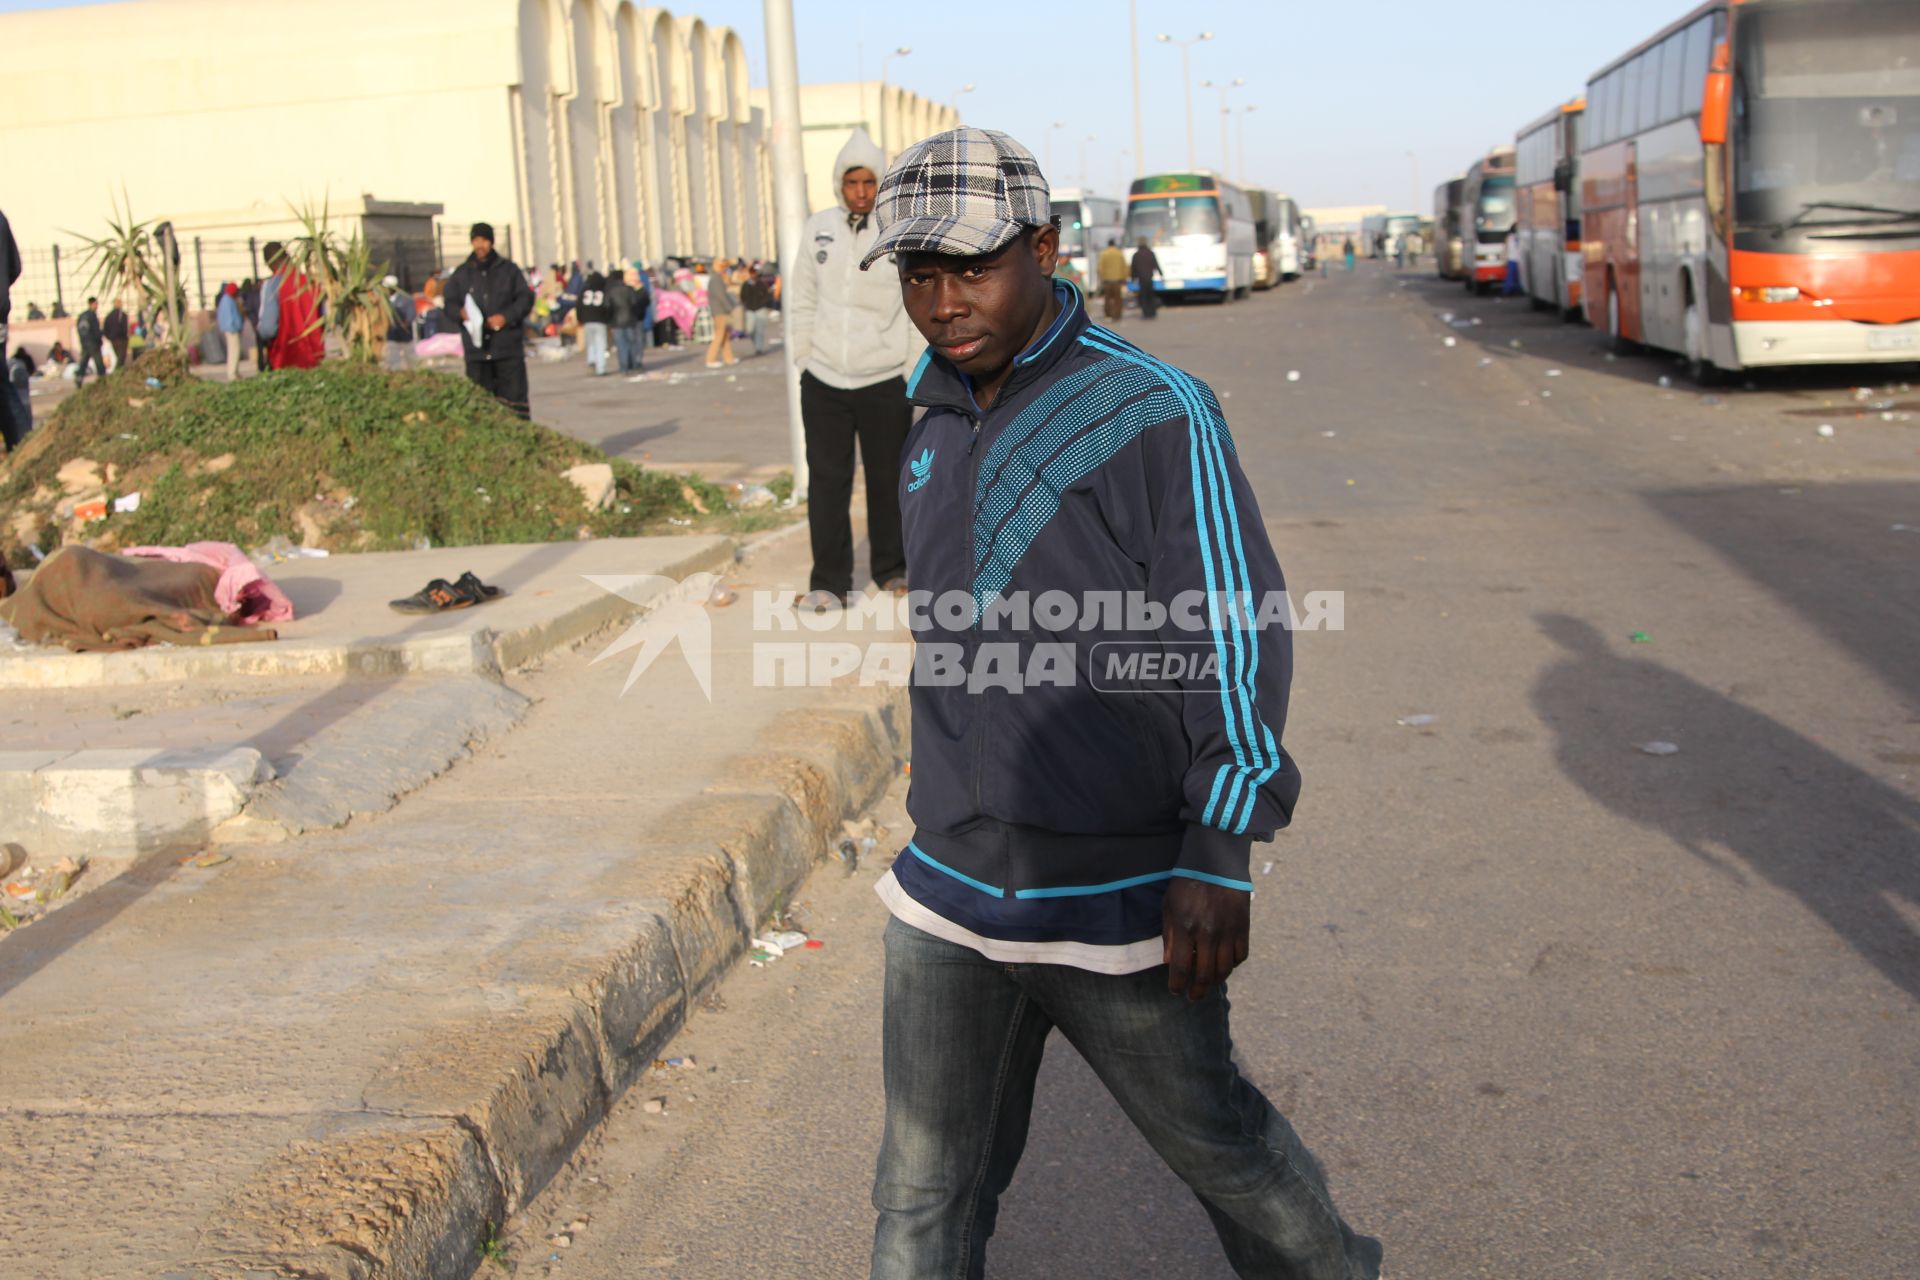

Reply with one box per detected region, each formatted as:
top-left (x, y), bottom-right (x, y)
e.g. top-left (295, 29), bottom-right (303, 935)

top-left (1434, 177), bottom-right (1467, 280)
top-left (1516, 98), bottom-right (1586, 317)
top-left (1050, 189), bottom-right (1125, 293)
top-left (1461, 146), bottom-right (1518, 292)
top-left (1272, 194), bottom-right (1305, 280)
top-left (1380, 212), bottom-right (1421, 258)
top-left (1247, 190), bottom-right (1282, 288)
top-left (1124, 172), bottom-right (1256, 302)
top-left (1583, 0), bottom-right (1920, 378)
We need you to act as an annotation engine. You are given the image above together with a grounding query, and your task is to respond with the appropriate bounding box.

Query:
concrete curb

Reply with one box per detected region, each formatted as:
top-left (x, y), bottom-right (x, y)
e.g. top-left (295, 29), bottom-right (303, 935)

top-left (0, 539), bottom-right (737, 691)
top-left (0, 745), bottom-right (272, 858)
top-left (185, 682), bottom-right (909, 1280)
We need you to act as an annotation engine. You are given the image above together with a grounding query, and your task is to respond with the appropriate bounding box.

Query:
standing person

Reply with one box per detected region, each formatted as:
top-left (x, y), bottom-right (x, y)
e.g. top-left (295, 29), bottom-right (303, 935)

top-left (216, 284), bottom-right (245, 381)
top-left (383, 275), bottom-right (417, 371)
top-left (703, 260), bottom-right (738, 369)
top-left (443, 222), bottom-right (534, 418)
top-left (1343, 236), bottom-right (1357, 271)
top-left (1503, 228), bottom-right (1522, 296)
top-left (1096, 236), bottom-right (1129, 322)
top-left (1, 206), bottom-right (29, 451)
top-left (607, 266), bottom-right (644, 374)
top-left (786, 128), bottom-right (924, 610)
top-left (1131, 235), bottom-right (1163, 320)
top-left (859, 126), bottom-right (1383, 1280)
top-left (578, 264), bottom-right (611, 375)
top-left (739, 262), bottom-right (773, 357)
top-left (256, 241), bottom-right (325, 370)
top-left (103, 298), bottom-right (130, 371)
top-left (74, 296), bottom-right (108, 386)
top-left (4, 347), bottom-right (30, 450)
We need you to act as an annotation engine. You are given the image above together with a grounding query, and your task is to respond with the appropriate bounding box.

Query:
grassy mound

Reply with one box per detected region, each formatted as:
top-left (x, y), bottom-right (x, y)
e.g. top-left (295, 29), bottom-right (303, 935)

top-left (0, 353), bottom-right (754, 566)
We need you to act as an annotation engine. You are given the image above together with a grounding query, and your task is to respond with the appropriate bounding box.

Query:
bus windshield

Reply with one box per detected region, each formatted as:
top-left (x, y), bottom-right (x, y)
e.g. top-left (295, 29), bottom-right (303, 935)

top-left (1126, 195), bottom-right (1223, 245)
top-left (1734, 0), bottom-right (1920, 246)
top-left (1475, 177), bottom-right (1517, 240)
top-left (1051, 201), bottom-right (1086, 256)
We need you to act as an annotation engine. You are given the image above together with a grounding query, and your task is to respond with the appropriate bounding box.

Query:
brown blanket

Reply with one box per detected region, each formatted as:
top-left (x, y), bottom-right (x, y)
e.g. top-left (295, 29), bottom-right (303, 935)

top-left (0, 546), bottom-right (280, 651)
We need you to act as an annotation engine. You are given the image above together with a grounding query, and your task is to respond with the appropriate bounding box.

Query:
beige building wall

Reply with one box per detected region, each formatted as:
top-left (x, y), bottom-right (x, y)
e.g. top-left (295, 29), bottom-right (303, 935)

top-left (0, 0), bottom-right (775, 305)
top-left (749, 82), bottom-right (962, 219)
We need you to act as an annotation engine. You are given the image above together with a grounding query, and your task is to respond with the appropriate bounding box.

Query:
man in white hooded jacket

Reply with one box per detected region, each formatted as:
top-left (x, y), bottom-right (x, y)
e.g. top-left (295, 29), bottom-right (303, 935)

top-left (787, 129), bottom-right (926, 610)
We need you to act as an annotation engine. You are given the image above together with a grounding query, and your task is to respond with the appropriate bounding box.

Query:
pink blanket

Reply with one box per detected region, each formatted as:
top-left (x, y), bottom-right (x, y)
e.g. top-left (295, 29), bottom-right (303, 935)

top-left (122, 541), bottom-right (295, 624)
top-left (655, 290), bottom-right (699, 335)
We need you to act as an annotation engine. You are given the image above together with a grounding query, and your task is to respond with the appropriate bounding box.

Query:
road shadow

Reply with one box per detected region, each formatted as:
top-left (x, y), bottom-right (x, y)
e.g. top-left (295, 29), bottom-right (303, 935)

top-left (1397, 274), bottom-right (1920, 399)
top-left (599, 420), bottom-right (681, 457)
top-left (1531, 614), bottom-right (1920, 1003)
top-left (272, 575), bottom-right (343, 618)
top-left (0, 844), bottom-right (184, 1000)
top-left (1643, 482), bottom-right (1920, 711)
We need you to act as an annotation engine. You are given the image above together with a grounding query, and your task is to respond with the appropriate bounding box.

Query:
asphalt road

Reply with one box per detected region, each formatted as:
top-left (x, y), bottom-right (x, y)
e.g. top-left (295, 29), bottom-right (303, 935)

top-left (511, 262), bottom-right (1920, 1279)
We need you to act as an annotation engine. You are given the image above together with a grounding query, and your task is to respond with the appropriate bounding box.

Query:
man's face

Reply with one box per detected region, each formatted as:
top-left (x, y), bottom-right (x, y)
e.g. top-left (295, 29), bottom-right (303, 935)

top-left (842, 167), bottom-right (879, 216)
top-left (898, 224), bottom-right (1059, 378)
top-left (472, 237), bottom-right (493, 261)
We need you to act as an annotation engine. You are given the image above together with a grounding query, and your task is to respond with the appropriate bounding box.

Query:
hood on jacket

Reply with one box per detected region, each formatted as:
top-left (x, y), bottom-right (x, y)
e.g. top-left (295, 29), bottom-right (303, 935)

top-left (834, 128), bottom-right (887, 211)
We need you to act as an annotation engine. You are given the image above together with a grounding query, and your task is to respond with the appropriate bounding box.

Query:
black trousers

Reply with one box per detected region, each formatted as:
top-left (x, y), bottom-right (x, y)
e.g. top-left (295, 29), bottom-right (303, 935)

top-left (802, 370), bottom-right (910, 595)
top-left (1137, 280), bottom-right (1161, 318)
top-left (75, 344), bottom-right (107, 383)
top-left (465, 357), bottom-right (530, 419)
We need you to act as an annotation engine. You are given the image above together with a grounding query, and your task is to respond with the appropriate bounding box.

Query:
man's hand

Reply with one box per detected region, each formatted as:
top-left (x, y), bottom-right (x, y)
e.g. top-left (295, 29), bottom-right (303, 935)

top-left (486, 314), bottom-right (507, 331)
top-left (1162, 877), bottom-right (1250, 1002)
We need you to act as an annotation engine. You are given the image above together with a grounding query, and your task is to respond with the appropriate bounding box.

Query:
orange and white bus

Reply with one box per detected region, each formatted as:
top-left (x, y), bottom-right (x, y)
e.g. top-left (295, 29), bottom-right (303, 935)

top-left (1460, 146), bottom-right (1517, 292)
top-left (1515, 99), bottom-right (1585, 317)
top-left (1581, 0), bottom-right (1920, 379)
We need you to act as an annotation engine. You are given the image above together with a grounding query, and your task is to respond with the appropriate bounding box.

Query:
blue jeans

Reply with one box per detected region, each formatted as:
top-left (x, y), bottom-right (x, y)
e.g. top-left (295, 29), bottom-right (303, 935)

top-left (745, 308), bottom-right (768, 356)
top-left (613, 324), bottom-right (643, 372)
top-left (583, 321), bottom-right (610, 374)
top-left (871, 917), bottom-right (1382, 1279)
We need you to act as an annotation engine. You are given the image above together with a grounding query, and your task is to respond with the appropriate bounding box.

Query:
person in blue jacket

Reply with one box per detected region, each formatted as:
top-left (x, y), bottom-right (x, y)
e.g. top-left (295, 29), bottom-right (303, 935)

top-left (858, 126), bottom-right (1382, 1280)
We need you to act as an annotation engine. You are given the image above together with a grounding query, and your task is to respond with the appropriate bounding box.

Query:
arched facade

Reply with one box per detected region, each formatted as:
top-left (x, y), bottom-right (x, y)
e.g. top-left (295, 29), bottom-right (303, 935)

top-left (507, 1), bottom-right (774, 267)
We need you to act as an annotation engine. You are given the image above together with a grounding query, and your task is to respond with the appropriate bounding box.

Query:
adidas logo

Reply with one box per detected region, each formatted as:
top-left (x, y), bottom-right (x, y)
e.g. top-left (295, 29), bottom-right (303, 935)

top-left (907, 447), bottom-right (936, 492)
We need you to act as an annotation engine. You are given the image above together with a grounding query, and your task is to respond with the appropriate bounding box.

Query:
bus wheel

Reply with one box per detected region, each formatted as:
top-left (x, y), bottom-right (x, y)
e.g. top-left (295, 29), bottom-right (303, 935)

top-left (1683, 299), bottom-right (1719, 386)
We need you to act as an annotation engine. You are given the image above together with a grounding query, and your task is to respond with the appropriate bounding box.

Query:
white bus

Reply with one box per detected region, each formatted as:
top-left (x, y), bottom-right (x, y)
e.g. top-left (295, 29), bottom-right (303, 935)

top-left (1124, 171), bottom-right (1256, 302)
top-left (1049, 189), bottom-right (1125, 292)
top-left (1273, 194), bottom-right (1304, 280)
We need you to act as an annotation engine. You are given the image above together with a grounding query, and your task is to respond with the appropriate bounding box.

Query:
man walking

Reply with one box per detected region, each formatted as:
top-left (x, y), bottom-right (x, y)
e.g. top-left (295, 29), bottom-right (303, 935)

top-left (73, 296), bottom-right (107, 386)
top-left (579, 263), bottom-right (611, 376)
top-left (740, 263), bottom-right (774, 357)
top-left (607, 265), bottom-right (644, 374)
top-left (1131, 235), bottom-right (1163, 319)
top-left (216, 284), bottom-right (245, 380)
top-left (444, 222), bottom-right (534, 417)
top-left (787, 128), bottom-right (924, 610)
top-left (859, 126), bottom-right (1383, 1280)
top-left (103, 298), bottom-right (131, 372)
top-left (1096, 236), bottom-right (1128, 322)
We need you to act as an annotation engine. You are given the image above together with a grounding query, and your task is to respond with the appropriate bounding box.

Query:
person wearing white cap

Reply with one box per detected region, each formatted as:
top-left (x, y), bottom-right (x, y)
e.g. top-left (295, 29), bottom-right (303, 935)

top-left (382, 274), bottom-right (417, 371)
top-left (860, 126), bottom-right (1384, 1280)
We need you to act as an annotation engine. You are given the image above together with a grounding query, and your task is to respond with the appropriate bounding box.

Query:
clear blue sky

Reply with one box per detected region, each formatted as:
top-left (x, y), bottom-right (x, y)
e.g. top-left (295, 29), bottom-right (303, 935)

top-left (4, 0), bottom-right (1696, 209)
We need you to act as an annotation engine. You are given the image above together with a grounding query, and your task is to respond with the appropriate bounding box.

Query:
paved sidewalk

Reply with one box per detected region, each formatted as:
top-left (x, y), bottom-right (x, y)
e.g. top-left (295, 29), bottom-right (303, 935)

top-left (0, 525), bottom-right (912, 1280)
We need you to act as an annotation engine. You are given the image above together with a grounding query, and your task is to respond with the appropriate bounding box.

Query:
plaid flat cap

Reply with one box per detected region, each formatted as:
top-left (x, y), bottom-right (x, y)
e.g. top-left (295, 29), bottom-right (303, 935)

top-left (858, 127), bottom-right (1051, 270)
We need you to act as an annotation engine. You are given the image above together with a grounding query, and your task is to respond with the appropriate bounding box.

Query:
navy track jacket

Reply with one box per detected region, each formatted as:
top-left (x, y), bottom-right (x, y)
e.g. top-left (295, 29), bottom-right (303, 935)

top-left (897, 281), bottom-right (1299, 910)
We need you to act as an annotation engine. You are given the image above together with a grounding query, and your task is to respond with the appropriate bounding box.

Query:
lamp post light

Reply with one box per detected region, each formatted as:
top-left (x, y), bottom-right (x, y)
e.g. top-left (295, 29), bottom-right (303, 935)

top-left (1199, 77), bottom-right (1245, 178)
top-left (878, 44), bottom-right (911, 153)
top-left (952, 82), bottom-right (975, 116)
top-left (1155, 31), bottom-right (1213, 171)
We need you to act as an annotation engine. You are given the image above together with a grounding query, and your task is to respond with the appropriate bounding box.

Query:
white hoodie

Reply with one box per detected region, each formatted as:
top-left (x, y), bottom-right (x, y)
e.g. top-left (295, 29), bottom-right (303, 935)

top-left (786, 129), bottom-right (925, 390)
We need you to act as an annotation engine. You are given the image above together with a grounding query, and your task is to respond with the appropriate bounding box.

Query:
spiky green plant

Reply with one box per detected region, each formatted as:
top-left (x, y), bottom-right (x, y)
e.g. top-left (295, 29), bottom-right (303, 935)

top-left (284, 197), bottom-right (391, 363)
top-left (64, 189), bottom-right (177, 346)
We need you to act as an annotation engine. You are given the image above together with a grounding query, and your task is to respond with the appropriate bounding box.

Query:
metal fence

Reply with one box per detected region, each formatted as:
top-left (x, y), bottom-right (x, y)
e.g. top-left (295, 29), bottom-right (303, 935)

top-left (9, 226), bottom-right (501, 317)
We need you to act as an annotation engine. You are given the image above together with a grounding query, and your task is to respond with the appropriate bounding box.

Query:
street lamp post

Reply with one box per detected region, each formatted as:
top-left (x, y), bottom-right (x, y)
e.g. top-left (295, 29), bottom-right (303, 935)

top-left (1199, 77), bottom-right (1245, 178)
top-left (878, 44), bottom-right (911, 154)
top-left (763, 0), bottom-right (811, 499)
top-left (1128, 0), bottom-right (1144, 173)
top-left (1155, 31), bottom-right (1213, 172)
top-left (1045, 120), bottom-right (1066, 178)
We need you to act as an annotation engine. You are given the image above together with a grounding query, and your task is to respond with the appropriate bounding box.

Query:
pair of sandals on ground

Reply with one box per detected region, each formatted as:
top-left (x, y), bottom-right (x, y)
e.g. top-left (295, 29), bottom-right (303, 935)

top-left (389, 571), bottom-right (505, 614)
top-left (797, 576), bottom-right (906, 613)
